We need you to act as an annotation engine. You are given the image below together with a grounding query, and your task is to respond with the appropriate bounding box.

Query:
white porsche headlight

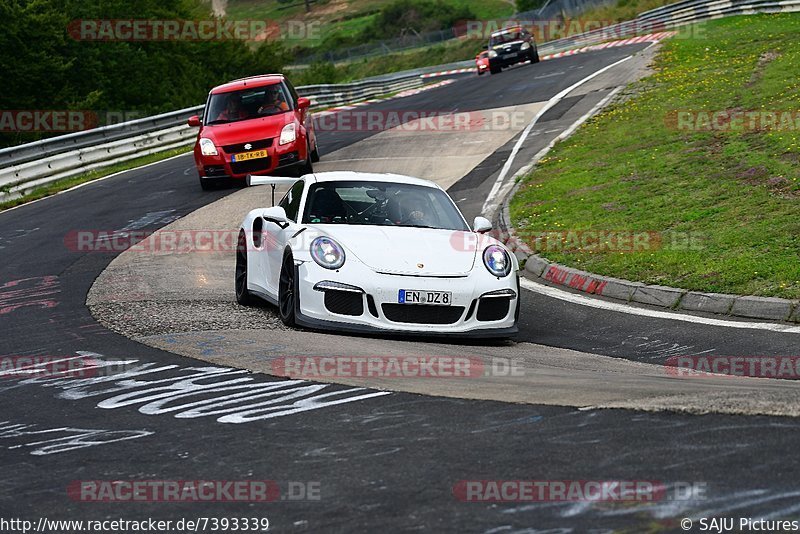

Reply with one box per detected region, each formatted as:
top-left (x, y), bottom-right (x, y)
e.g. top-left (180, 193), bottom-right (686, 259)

top-left (488, 50), bottom-right (498, 58)
top-left (483, 245), bottom-right (511, 277)
top-left (520, 42), bottom-right (531, 50)
top-left (311, 237), bottom-right (345, 270)
top-left (279, 123), bottom-right (297, 145)
top-left (199, 138), bottom-right (218, 156)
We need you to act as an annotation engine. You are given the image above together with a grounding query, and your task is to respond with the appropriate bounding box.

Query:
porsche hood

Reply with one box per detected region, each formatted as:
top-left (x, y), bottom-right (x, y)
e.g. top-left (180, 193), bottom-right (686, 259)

top-left (316, 226), bottom-right (479, 277)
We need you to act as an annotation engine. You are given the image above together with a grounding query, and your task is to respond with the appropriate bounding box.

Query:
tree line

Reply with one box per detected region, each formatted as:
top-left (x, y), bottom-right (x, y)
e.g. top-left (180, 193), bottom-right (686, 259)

top-left (1, 0), bottom-right (289, 147)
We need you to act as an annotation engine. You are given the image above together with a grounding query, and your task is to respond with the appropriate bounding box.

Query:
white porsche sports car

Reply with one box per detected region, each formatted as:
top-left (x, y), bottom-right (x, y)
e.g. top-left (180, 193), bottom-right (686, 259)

top-left (236, 171), bottom-right (519, 338)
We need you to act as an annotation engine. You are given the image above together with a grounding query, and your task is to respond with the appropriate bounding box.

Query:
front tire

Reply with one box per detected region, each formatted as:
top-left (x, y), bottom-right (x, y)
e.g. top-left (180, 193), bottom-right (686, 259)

top-left (310, 139), bottom-right (320, 162)
top-left (235, 231), bottom-right (255, 306)
top-left (293, 141), bottom-right (314, 176)
top-left (278, 253), bottom-right (296, 326)
top-left (200, 176), bottom-right (214, 190)
top-left (490, 65), bottom-right (501, 75)
top-left (296, 158), bottom-right (313, 177)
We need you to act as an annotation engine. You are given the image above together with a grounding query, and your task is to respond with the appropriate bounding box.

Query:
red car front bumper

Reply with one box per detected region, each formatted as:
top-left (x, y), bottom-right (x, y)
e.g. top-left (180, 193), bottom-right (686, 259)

top-left (195, 137), bottom-right (306, 181)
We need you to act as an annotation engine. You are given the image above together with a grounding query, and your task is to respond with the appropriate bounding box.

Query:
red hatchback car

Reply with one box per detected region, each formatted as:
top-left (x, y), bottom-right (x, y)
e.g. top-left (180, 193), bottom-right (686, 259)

top-left (475, 51), bottom-right (490, 75)
top-left (188, 74), bottom-right (319, 190)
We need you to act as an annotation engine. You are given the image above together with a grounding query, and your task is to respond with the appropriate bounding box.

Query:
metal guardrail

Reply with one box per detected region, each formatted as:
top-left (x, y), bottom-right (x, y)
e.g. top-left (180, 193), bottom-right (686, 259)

top-left (3, 0), bottom-right (799, 202)
top-left (0, 72), bottom-right (426, 202)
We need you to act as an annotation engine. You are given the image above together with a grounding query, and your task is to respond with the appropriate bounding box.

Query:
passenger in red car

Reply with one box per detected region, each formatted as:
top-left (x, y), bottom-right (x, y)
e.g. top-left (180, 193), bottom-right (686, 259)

top-left (216, 95), bottom-right (247, 122)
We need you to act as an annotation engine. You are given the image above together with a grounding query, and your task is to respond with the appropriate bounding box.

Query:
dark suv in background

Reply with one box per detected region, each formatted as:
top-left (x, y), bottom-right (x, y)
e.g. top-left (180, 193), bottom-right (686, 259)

top-left (487, 26), bottom-right (540, 74)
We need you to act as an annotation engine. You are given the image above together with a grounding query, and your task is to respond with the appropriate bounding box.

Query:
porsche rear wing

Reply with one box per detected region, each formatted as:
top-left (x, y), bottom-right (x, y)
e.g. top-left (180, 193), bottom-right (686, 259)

top-left (246, 174), bottom-right (303, 205)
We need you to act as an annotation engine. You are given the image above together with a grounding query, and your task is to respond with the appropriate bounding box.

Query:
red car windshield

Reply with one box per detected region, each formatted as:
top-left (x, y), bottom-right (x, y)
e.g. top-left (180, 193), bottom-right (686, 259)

top-left (205, 84), bottom-right (292, 125)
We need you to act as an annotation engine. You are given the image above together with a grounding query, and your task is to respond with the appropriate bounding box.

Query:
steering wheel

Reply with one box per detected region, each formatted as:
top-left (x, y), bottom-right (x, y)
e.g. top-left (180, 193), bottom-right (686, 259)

top-left (396, 210), bottom-right (428, 225)
top-left (258, 104), bottom-right (281, 114)
top-left (356, 198), bottom-right (389, 219)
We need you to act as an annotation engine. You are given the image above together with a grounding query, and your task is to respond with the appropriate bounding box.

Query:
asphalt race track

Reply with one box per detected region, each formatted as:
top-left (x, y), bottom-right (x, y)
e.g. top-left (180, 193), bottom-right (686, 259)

top-left (3, 43), bottom-right (800, 532)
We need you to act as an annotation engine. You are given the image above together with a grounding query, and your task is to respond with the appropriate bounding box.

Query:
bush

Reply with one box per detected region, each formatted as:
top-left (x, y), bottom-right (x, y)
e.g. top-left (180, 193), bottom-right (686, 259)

top-left (292, 62), bottom-right (342, 86)
top-left (517, 0), bottom-right (547, 12)
top-left (362, 0), bottom-right (475, 41)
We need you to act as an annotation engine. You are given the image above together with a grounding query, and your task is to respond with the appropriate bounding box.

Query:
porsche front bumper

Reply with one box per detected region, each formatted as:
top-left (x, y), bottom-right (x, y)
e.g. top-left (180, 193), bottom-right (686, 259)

top-left (292, 261), bottom-right (519, 338)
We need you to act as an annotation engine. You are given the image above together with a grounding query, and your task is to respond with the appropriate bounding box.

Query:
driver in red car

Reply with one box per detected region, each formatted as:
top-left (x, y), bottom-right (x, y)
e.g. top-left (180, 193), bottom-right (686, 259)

top-left (259, 85), bottom-right (290, 114)
top-left (215, 94), bottom-right (247, 122)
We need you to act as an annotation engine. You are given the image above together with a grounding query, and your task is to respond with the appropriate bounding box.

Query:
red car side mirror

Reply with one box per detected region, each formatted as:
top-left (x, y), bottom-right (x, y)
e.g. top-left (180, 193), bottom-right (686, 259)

top-left (187, 115), bottom-right (201, 127)
top-left (297, 97), bottom-right (311, 110)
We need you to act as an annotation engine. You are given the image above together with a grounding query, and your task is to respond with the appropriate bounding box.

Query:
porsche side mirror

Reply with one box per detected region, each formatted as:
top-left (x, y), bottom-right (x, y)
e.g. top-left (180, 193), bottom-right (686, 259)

top-left (187, 115), bottom-right (201, 127)
top-left (262, 206), bottom-right (290, 228)
top-left (473, 216), bottom-right (492, 233)
top-left (297, 97), bottom-right (311, 110)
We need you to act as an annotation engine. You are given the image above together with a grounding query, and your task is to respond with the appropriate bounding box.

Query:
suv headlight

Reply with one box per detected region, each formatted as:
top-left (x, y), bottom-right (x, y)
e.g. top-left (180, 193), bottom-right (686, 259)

top-left (483, 245), bottom-right (512, 277)
top-left (488, 49), bottom-right (498, 58)
top-left (199, 138), bottom-right (218, 156)
top-left (520, 42), bottom-right (531, 50)
top-left (279, 123), bottom-right (297, 145)
top-left (311, 237), bottom-right (345, 270)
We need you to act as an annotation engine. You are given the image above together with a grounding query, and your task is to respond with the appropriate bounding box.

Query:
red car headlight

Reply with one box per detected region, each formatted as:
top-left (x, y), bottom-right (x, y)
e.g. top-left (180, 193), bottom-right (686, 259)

top-left (199, 138), bottom-right (218, 156)
top-left (279, 123), bottom-right (297, 146)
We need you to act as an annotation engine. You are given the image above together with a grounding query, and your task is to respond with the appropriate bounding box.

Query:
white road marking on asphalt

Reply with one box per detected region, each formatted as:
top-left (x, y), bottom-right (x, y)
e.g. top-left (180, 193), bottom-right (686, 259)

top-left (519, 277), bottom-right (800, 333)
top-left (534, 71), bottom-right (566, 79)
top-left (120, 210), bottom-right (179, 231)
top-left (482, 54), bottom-right (633, 216)
top-left (621, 335), bottom-right (717, 358)
top-left (20, 352), bottom-right (392, 424)
top-left (0, 420), bottom-right (152, 456)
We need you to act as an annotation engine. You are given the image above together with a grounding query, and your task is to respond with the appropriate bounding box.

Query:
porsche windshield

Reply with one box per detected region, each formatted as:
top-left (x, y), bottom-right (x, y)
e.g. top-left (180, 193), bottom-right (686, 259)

top-left (302, 181), bottom-right (469, 231)
top-left (205, 83), bottom-right (292, 125)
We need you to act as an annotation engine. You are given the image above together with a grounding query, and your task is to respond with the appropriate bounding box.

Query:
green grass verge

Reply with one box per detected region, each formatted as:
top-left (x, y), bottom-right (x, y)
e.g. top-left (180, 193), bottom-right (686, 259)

top-left (509, 13), bottom-right (800, 299)
top-left (0, 146), bottom-right (192, 212)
